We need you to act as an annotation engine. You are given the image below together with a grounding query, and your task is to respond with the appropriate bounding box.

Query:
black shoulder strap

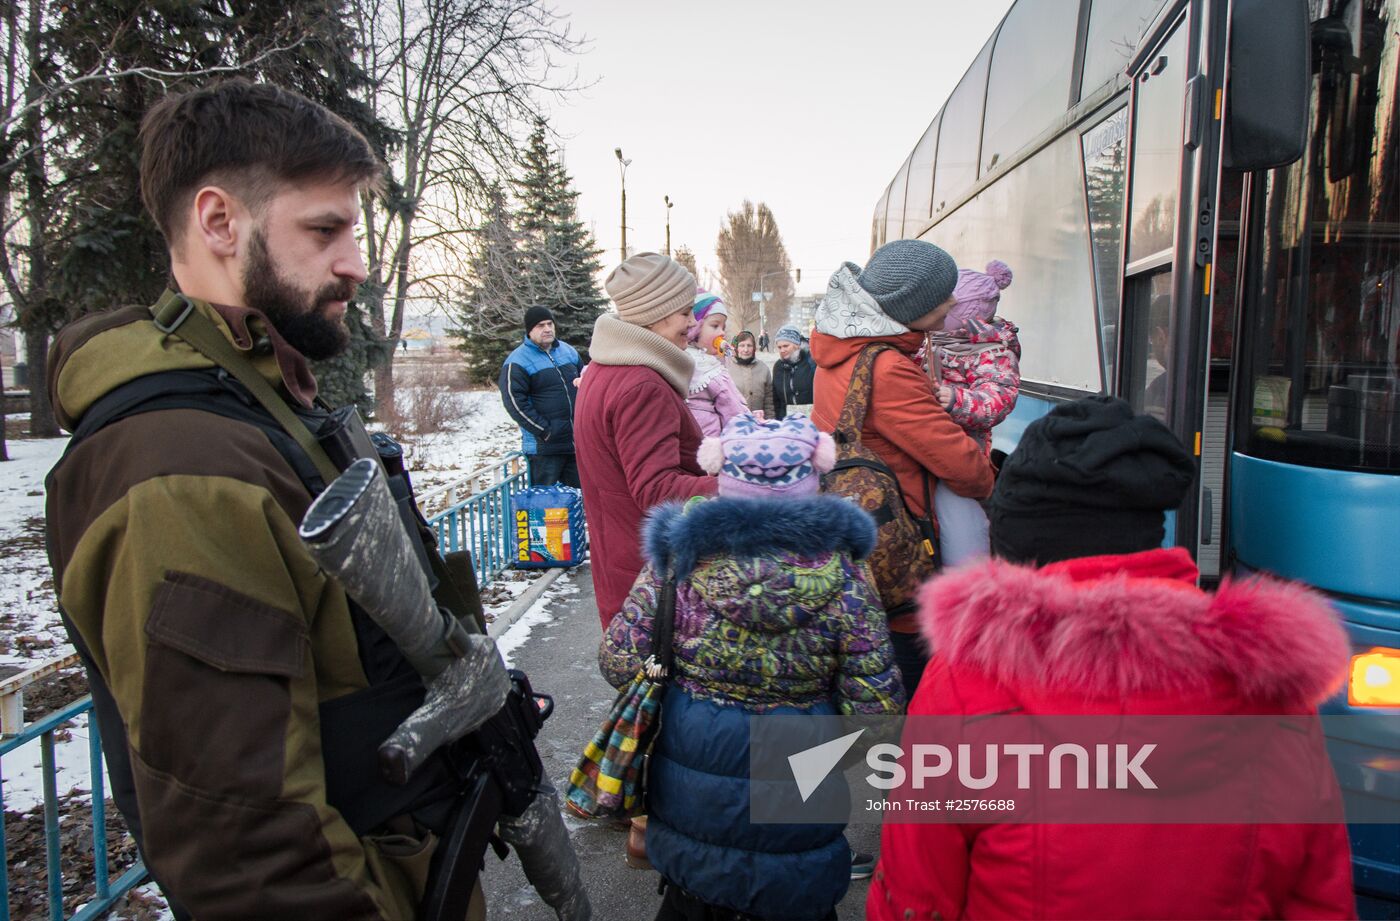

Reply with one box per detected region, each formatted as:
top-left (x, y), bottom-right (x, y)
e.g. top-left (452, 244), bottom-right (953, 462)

top-left (61, 367), bottom-right (331, 494)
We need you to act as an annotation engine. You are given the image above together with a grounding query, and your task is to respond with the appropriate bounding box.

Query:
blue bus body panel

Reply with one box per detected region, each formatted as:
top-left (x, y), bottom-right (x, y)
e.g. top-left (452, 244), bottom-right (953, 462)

top-left (1231, 455), bottom-right (1400, 913)
top-left (991, 393), bottom-right (1059, 456)
top-left (1229, 453), bottom-right (1400, 602)
top-left (1321, 595), bottom-right (1400, 910)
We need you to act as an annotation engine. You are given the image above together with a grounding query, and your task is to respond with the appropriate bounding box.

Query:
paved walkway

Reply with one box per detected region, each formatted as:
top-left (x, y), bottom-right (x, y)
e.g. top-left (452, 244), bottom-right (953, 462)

top-left (479, 563), bottom-right (879, 920)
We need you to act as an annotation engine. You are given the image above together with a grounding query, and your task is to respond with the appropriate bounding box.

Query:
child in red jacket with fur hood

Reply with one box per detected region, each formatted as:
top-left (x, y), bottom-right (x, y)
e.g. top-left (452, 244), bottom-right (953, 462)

top-left (868, 396), bottom-right (1355, 921)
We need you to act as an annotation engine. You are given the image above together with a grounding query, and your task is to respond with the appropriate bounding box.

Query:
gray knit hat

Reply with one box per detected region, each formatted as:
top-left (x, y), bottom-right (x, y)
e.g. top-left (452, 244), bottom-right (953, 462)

top-left (774, 325), bottom-right (803, 346)
top-left (856, 239), bottom-right (960, 326)
top-left (605, 252), bottom-right (696, 327)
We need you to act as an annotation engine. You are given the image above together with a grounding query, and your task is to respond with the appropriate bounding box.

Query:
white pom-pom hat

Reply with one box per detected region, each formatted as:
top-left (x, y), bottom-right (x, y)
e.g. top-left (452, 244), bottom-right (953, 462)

top-left (698, 412), bottom-right (835, 499)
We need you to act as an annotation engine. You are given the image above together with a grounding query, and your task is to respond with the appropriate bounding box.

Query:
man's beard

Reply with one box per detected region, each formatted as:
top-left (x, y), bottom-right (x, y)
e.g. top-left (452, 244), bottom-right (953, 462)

top-left (243, 231), bottom-right (355, 360)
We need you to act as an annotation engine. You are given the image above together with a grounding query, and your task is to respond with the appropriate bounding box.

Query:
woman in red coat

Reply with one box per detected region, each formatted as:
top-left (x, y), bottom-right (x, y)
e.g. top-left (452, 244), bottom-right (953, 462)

top-left (575, 252), bottom-right (718, 629)
top-left (868, 396), bottom-right (1355, 920)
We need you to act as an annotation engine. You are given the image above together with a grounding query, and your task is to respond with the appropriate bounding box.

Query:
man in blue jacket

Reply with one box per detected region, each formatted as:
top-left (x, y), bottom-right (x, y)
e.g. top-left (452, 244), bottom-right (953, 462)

top-left (499, 305), bottom-right (581, 486)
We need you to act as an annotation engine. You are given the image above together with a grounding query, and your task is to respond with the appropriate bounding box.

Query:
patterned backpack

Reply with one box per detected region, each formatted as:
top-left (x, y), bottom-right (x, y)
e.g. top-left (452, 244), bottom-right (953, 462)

top-left (820, 344), bottom-right (939, 617)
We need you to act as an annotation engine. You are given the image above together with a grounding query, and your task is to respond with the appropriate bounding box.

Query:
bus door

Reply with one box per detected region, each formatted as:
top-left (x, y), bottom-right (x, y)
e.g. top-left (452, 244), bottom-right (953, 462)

top-left (1228, 0), bottom-right (1400, 909)
top-left (1118, 2), bottom-right (1224, 575)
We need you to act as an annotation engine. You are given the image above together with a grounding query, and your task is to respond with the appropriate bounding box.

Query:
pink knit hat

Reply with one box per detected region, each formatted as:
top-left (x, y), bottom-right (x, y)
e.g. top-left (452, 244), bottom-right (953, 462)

top-left (686, 289), bottom-right (729, 344)
top-left (697, 412), bottom-right (836, 499)
top-left (945, 259), bottom-right (1013, 331)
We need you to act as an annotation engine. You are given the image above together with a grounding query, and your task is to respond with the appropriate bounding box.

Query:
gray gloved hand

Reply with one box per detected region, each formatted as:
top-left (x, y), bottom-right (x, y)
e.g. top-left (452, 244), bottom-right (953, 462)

top-left (378, 634), bottom-right (511, 784)
top-left (497, 779), bottom-right (592, 921)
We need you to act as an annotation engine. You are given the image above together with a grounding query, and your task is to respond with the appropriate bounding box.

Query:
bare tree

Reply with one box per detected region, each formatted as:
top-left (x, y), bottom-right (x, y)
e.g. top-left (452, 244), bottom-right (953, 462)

top-left (0, 3), bottom-right (310, 444)
top-left (352, 0), bottom-right (582, 413)
top-left (673, 244), bottom-right (698, 280)
top-left (715, 200), bottom-right (794, 334)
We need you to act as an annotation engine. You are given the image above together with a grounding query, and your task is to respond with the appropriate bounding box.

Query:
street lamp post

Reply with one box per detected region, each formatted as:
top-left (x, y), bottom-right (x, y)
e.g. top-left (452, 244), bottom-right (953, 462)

top-left (614, 147), bottom-right (631, 262)
top-left (664, 195), bottom-right (673, 256)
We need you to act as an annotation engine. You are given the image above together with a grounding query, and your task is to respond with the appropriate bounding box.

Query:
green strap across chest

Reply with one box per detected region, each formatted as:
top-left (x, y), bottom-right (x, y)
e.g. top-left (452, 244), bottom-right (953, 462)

top-left (149, 289), bottom-right (341, 484)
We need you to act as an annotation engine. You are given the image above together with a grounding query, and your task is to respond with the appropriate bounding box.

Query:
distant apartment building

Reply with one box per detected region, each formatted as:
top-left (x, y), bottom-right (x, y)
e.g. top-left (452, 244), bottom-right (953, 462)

top-left (788, 295), bottom-right (822, 336)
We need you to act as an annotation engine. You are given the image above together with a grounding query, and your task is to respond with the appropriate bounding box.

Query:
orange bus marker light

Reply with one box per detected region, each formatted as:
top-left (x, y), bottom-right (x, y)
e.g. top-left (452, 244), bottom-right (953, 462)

top-left (1349, 649), bottom-right (1400, 707)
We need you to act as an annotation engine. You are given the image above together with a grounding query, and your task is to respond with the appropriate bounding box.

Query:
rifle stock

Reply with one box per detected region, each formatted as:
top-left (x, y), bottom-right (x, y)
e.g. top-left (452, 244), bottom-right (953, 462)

top-left (299, 459), bottom-right (590, 920)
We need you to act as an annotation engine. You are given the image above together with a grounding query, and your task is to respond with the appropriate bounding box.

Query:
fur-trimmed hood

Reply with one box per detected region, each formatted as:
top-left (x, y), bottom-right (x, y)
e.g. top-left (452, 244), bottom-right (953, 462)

top-left (919, 549), bottom-right (1350, 710)
top-left (643, 495), bottom-right (875, 579)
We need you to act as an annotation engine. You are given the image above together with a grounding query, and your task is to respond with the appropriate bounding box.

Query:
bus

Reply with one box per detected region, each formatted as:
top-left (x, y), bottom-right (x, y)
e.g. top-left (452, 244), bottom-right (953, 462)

top-left (872, 0), bottom-right (1398, 913)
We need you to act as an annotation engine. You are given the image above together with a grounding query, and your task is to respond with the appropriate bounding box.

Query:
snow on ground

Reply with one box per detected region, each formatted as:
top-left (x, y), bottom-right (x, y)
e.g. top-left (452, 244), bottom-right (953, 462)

top-left (1, 712), bottom-right (101, 812)
top-left (394, 388), bottom-right (526, 514)
top-left (0, 437), bottom-right (72, 668)
top-left (482, 572), bottom-right (539, 625)
top-left (495, 570), bottom-right (580, 668)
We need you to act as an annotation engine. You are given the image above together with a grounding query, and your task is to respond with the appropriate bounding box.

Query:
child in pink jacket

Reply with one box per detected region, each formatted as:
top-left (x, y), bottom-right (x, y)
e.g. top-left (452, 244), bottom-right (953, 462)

top-left (927, 259), bottom-right (1021, 565)
top-left (685, 290), bottom-right (750, 437)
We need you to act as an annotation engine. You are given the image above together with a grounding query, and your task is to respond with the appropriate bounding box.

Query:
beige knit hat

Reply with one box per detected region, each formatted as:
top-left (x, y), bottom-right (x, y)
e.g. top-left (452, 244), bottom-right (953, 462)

top-left (605, 252), bottom-right (696, 327)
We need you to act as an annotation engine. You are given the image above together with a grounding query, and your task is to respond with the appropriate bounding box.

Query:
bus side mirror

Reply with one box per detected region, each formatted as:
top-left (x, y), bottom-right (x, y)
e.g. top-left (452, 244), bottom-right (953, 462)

top-left (1223, 0), bottom-right (1309, 170)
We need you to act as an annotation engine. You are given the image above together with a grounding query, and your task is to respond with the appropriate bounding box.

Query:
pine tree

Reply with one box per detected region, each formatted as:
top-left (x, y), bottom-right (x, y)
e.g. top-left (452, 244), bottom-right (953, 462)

top-left (512, 119), bottom-right (605, 362)
top-left (47, 1), bottom-right (395, 410)
top-left (454, 184), bottom-right (529, 383)
top-left (312, 294), bottom-right (388, 413)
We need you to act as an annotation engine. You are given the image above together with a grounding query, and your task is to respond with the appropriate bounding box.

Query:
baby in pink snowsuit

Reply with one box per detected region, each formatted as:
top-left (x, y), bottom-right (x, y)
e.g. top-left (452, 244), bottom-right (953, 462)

top-left (929, 260), bottom-right (1022, 442)
top-left (685, 290), bottom-right (750, 437)
top-left (927, 260), bottom-right (1022, 565)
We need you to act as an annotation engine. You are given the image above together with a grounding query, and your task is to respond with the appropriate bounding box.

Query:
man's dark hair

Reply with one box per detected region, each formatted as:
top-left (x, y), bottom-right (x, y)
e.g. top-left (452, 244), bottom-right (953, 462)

top-left (139, 79), bottom-right (383, 247)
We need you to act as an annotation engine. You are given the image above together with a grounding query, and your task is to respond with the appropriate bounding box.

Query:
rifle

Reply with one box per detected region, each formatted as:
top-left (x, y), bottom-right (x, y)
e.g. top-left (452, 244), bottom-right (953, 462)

top-left (300, 458), bottom-right (590, 921)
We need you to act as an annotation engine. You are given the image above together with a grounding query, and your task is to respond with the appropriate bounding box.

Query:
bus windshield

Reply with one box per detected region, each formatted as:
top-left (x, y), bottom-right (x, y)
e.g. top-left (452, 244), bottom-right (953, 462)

top-left (1239, 0), bottom-right (1400, 474)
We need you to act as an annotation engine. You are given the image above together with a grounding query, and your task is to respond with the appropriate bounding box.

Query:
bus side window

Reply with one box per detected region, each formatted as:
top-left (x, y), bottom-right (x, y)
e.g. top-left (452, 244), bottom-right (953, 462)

top-left (1124, 271), bottom-right (1175, 421)
top-left (1082, 108), bottom-right (1129, 389)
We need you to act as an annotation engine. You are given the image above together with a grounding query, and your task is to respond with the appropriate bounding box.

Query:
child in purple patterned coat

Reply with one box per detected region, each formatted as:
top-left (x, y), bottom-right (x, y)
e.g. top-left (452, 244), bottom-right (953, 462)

top-left (599, 412), bottom-right (902, 920)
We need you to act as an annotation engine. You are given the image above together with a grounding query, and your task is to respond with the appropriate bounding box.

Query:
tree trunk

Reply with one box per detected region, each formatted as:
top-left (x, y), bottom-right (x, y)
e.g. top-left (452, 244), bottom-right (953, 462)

top-left (0, 347), bottom-right (9, 461)
top-left (25, 331), bottom-right (57, 436)
top-left (375, 212), bottom-right (415, 420)
top-left (374, 360), bottom-right (395, 421)
top-left (21, 0), bottom-right (55, 439)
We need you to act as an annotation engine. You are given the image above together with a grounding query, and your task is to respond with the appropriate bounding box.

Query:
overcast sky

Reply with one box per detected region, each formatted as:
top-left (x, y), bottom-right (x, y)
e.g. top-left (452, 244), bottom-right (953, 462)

top-left (543, 0), bottom-right (1015, 297)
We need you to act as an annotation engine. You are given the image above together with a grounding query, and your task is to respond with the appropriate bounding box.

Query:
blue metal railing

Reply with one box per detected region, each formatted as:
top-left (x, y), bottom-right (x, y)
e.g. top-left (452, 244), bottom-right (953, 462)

top-left (426, 453), bottom-right (528, 587)
top-left (0, 695), bottom-right (147, 921)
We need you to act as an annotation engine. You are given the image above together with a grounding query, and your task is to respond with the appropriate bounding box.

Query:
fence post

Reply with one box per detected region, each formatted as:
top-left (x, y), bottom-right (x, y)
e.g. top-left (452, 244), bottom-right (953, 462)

top-left (1, 757), bottom-right (10, 921)
top-left (1, 692), bottom-right (22, 738)
top-left (1, 693), bottom-right (149, 921)
top-left (41, 733), bottom-right (62, 920)
top-left (89, 721), bottom-right (109, 901)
